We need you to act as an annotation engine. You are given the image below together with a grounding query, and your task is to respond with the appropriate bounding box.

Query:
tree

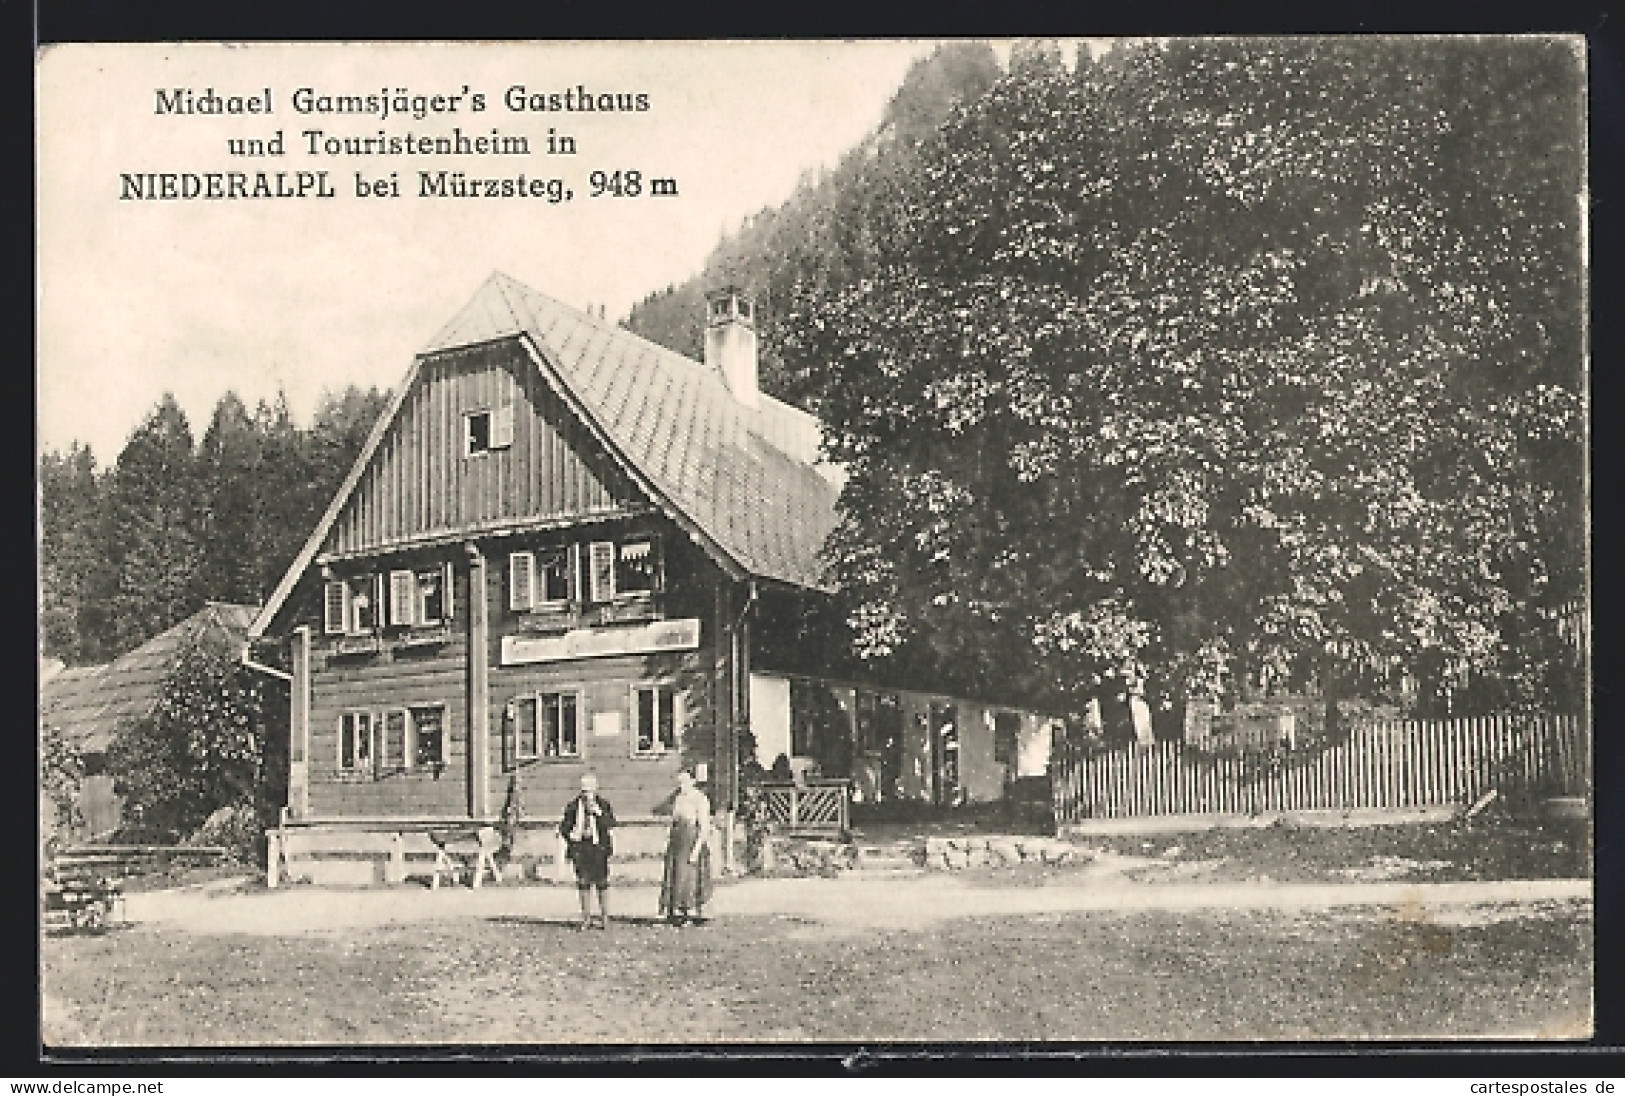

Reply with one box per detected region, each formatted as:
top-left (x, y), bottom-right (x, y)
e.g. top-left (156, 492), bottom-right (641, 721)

top-left (41, 725), bottom-right (85, 840)
top-left (197, 392), bottom-right (264, 605)
top-left (39, 443), bottom-right (105, 663)
top-left (252, 391), bottom-right (320, 601)
top-left (308, 385), bottom-right (391, 507)
top-left (106, 639), bottom-right (263, 839)
top-left (781, 38), bottom-right (1585, 719)
top-left (101, 394), bottom-right (203, 655)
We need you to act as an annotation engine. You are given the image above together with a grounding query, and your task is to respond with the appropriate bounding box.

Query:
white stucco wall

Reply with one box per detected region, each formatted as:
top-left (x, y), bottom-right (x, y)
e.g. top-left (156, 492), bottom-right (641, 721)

top-left (748, 673), bottom-right (792, 770)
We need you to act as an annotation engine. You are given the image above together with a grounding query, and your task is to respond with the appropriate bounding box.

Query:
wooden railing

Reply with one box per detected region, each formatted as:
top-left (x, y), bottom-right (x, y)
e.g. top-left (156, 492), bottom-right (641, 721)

top-left (1052, 712), bottom-right (1589, 823)
top-left (760, 780), bottom-right (851, 836)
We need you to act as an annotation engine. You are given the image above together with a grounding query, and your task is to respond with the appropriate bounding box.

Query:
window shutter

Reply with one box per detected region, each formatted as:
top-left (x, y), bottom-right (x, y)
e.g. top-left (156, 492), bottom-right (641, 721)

top-left (389, 570), bottom-right (416, 627)
top-left (589, 541), bottom-right (616, 603)
top-left (443, 561), bottom-right (456, 620)
top-left (567, 542), bottom-right (581, 603)
top-left (324, 581), bottom-right (347, 635)
top-left (501, 701), bottom-right (516, 773)
top-left (491, 404), bottom-right (515, 449)
top-left (509, 551), bottom-right (534, 611)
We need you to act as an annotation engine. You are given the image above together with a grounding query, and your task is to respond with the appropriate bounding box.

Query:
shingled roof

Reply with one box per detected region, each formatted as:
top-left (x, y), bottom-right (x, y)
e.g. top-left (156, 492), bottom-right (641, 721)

top-left (253, 273), bottom-right (843, 638)
top-left (41, 603), bottom-right (258, 753)
top-left (424, 272), bottom-right (840, 588)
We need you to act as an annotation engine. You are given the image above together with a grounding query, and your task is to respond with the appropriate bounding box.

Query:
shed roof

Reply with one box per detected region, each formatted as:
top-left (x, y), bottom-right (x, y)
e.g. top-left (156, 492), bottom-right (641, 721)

top-left (40, 603), bottom-right (257, 753)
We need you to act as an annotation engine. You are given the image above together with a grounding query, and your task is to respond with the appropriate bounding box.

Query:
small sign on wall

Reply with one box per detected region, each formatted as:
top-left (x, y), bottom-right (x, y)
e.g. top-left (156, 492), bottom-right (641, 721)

top-left (593, 711), bottom-right (623, 738)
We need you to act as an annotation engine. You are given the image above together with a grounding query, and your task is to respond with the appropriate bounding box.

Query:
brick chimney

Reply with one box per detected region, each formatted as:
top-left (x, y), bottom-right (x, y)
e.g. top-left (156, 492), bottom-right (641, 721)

top-left (704, 286), bottom-right (758, 409)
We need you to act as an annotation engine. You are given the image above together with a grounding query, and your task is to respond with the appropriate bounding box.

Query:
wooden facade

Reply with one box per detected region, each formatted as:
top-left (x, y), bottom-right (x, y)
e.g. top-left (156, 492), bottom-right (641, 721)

top-left (253, 276), bottom-right (1056, 872)
top-left (275, 338), bottom-right (740, 822)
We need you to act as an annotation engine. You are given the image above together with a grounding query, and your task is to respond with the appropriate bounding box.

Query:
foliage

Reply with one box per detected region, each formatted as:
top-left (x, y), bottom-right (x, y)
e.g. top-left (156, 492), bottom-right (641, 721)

top-left (39, 384), bottom-right (390, 664)
top-left (41, 725), bottom-right (85, 835)
top-left (781, 38), bottom-right (1586, 720)
top-left (106, 639), bottom-right (263, 839)
top-left (104, 395), bottom-right (202, 658)
top-left (186, 801), bottom-right (262, 864)
top-left (40, 444), bottom-right (105, 664)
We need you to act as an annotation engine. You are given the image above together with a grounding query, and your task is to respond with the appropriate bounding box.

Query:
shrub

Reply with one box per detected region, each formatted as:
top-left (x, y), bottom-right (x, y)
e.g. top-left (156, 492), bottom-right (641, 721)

top-left (187, 801), bottom-right (261, 865)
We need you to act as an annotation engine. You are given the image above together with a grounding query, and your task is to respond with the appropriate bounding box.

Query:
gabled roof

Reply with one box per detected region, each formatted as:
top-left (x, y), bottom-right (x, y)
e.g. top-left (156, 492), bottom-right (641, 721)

top-left (252, 273), bottom-right (842, 638)
top-left (41, 603), bottom-right (258, 753)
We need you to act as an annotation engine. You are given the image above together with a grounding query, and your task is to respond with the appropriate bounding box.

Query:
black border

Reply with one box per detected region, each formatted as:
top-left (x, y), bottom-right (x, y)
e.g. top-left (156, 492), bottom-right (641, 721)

top-left (23, 0), bottom-right (1625, 1077)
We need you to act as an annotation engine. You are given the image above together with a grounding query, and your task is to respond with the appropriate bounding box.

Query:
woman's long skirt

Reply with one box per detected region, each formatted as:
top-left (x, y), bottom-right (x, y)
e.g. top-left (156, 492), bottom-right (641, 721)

top-left (659, 818), bottom-right (713, 915)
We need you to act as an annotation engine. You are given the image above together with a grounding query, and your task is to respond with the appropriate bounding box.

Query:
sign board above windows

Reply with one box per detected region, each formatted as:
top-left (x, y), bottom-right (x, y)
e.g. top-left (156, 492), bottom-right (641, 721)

top-left (500, 617), bottom-right (700, 665)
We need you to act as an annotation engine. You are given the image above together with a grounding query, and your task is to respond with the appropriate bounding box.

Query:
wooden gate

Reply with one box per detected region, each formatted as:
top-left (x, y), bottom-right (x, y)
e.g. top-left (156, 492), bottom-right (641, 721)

top-left (760, 780), bottom-right (851, 835)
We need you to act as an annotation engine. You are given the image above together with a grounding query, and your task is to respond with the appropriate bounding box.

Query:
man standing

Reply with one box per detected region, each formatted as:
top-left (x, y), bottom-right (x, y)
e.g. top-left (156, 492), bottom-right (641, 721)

top-left (559, 772), bottom-right (616, 929)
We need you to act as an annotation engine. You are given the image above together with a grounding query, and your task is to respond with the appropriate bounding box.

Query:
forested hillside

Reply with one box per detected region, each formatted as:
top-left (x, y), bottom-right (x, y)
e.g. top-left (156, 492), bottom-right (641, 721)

top-left (623, 42), bottom-right (1002, 407)
top-left (40, 387), bottom-right (391, 665)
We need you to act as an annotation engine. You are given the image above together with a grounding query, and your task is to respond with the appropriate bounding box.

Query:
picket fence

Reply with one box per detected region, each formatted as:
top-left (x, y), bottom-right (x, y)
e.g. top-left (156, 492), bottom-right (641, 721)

top-left (1051, 712), bottom-right (1589, 822)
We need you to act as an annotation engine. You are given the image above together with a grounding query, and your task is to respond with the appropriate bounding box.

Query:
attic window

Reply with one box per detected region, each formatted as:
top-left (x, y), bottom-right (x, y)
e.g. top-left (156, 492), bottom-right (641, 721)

top-left (465, 411), bottom-right (491, 455)
top-left (464, 405), bottom-right (514, 457)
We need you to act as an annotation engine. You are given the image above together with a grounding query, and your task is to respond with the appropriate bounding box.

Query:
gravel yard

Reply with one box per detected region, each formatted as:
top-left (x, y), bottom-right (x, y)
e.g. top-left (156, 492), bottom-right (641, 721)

top-left (42, 878), bottom-right (1591, 1046)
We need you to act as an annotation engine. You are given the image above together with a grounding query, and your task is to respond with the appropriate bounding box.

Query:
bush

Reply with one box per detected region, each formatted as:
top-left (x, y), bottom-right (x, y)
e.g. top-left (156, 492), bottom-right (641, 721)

top-left (187, 801), bottom-right (261, 865)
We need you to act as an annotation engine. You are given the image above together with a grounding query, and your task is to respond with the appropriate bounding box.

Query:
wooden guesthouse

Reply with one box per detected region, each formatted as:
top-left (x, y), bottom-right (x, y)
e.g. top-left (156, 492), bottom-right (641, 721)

top-left (249, 274), bottom-right (1059, 881)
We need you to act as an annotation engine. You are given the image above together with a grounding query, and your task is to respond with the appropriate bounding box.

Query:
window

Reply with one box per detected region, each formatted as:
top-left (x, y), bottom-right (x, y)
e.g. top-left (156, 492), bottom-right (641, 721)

top-left (343, 705), bottom-right (447, 778)
top-left (412, 705), bottom-right (447, 768)
top-left (339, 710), bottom-right (376, 773)
top-left (616, 538), bottom-right (660, 596)
top-left (325, 575), bottom-right (381, 635)
top-left (381, 709), bottom-right (409, 769)
top-left (385, 567), bottom-right (452, 629)
top-left (465, 405), bottom-right (514, 457)
top-left (510, 547), bottom-right (577, 611)
top-left (587, 538), bottom-right (662, 603)
top-left (993, 711), bottom-right (1021, 765)
top-left (539, 547), bottom-right (575, 604)
top-left (510, 691), bottom-right (581, 762)
top-left (465, 411), bottom-right (491, 455)
top-left (588, 541), bottom-right (616, 603)
top-left (417, 566), bottom-right (451, 624)
top-left (632, 683), bottom-right (679, 757)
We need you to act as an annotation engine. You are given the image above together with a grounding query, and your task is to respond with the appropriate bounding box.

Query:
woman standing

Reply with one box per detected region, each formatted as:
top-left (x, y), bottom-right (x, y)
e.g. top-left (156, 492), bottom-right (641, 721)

top-left (559, 772), bottom-right (615, 930)
top-left (659, 770), bottom-right (714, 926)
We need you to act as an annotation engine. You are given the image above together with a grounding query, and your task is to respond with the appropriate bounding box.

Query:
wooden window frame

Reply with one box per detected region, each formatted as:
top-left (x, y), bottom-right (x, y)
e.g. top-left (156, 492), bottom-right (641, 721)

top-left (537, 544), bottom-right (578, 608)
top-left (410, 703), bottom-right (449, 769)
top-left (630, 681), bottom-right (682, 759)
top-left (338, 709), bottom-right (377, 776)
top-left (323, 580), bottom-right (348, 635)
top-left (510, 690), bottom-right (583, 763)
top-left (613, 536), bottom-right (662, 601)
top-left (509, 551), bottom-right (536, 612)
top-left (464, 409), bottom-right (493, 457)
top-left (336, 573), bottom-right (381, 636)
top-left (380, 707), bottom-right (410, 771)
top-left (588, 540), bottom-right (616, 603)
top-left (388, 570), bottom-right (417, 627)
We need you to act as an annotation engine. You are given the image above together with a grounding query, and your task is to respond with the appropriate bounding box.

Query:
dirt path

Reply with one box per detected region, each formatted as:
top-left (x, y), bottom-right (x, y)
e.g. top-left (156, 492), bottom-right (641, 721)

top-left (121, 871), bottom-right (1590, 936)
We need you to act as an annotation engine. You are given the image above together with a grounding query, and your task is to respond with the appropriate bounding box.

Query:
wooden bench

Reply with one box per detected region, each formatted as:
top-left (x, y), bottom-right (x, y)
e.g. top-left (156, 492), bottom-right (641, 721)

top-left (426, 827), bottom-right (503, 889)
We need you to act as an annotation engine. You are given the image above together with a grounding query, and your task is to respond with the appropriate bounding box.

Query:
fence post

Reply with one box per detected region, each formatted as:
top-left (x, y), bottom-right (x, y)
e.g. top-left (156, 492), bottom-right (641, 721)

top-left (265, 830), bottom-right (281, 890)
